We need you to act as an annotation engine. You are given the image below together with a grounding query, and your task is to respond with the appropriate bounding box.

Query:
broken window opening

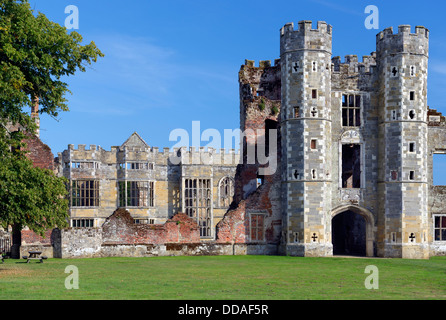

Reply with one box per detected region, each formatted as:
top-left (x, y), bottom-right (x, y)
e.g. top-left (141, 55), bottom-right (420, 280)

top-left (218, 177), bottom-right (234, 207)
top-left (257, 170), bottom-right (265, 187)
top-left (409, 110), bottom-right (416, 120)
top-left (184, 178), bottom-right (212, 238)
top-left (119, 181), bottom-right (154, 207)
top-left (341, 144), bottom-right (361, 188)
top-left (342, 94), bottom-right (361, 127)
top-left (264, 119), bottom-right (278, 157)
top-left (293, 106), bottom-right (300, 118)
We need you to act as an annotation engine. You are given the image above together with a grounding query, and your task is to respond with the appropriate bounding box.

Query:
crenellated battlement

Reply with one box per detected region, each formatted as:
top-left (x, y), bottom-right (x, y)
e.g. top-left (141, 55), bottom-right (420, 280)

top-left (243, 59), bottom-right (281, 68)
top-left (280, 20), bottom-right (332, 54)
top-left (332, 53), bottom-right (377, 74)
top-left (377, 25), bottom-right (429, 41)
top-left (280, 20), bottom-right (332, 36)
top-left (62, 142), bottom-right (240, 167)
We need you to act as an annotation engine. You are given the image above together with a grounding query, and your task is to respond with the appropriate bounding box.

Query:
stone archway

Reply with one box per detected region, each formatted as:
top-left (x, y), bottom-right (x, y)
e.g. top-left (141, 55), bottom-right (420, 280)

top-left (331, 205), bottom-right (375, 257)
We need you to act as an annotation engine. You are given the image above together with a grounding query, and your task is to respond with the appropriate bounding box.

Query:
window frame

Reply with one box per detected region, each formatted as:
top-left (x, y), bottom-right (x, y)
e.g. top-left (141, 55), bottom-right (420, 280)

top-left (70, 180), bottom-right (99, 207)
top-left (342, 94), bottom-right (361, 127)
top-left (71, 218), bottom-right (94, 228)
top-left (434, 214), bottom-right (446, 242)
top-left (118, 180), bottom-right (155, 208)
top-left (249, 213), bottom-right (265, 242)
top-left (183, 178), bottom-right (212, 238)
top-left (218, 177), bottom-right (234, 208)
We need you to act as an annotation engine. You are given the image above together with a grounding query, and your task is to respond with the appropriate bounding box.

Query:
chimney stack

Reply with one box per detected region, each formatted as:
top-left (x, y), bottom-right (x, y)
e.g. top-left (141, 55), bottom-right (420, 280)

top-left (31, 96), bottom-right (40, 138)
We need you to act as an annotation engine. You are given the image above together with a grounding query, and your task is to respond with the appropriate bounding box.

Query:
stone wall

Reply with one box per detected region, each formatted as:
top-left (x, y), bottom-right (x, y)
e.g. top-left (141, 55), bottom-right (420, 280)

top-left (16, 207), bottom-right (280, 258)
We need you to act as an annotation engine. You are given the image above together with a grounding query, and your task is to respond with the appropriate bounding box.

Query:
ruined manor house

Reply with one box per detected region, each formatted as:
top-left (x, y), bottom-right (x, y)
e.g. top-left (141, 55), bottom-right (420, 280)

top-left (4, 20), bottom-right (446, 259)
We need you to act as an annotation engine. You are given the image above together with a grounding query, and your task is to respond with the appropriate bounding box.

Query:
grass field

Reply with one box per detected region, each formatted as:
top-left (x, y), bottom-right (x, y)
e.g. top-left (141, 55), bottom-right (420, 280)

top-left (0, 255), bottom-right (445, 300)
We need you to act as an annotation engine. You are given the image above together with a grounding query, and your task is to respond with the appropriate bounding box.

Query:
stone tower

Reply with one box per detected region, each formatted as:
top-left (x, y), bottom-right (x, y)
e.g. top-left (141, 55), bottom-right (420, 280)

top-left (280, 21), bottom-right (333, 256)
top-left (376, 25), bottom-right (430, 258)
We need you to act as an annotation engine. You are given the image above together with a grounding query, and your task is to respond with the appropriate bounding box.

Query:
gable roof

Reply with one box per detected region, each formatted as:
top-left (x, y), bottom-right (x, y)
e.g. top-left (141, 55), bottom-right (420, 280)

top-left (120, 132), bottom-right (149, 148)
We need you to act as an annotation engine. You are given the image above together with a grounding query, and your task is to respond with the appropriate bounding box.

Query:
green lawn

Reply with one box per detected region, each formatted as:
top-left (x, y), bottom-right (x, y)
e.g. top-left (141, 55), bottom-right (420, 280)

top-left (0, 255), bottom-right (445, 300)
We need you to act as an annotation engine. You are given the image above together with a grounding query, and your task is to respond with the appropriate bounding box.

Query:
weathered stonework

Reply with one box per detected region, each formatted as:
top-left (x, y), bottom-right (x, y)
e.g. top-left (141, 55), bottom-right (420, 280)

top-left (11, 20), bottom-right (446, 259)
top-left (55, 132), bottom-right (238, 240)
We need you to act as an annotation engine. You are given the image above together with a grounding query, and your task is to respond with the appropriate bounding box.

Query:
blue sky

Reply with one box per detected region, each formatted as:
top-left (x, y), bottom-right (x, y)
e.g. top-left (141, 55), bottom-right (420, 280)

top-left (28, 0), bottom-right (446, 184)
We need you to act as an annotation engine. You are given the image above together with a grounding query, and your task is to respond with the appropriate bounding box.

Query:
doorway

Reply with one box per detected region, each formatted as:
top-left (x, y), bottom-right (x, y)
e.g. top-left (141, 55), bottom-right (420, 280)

top-left (332, 210), bottom-right (366, 256)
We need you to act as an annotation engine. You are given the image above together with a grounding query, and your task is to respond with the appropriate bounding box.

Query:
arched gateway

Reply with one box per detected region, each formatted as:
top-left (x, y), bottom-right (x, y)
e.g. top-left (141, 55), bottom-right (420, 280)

top-left (331, 205), bottom-right (375, 257)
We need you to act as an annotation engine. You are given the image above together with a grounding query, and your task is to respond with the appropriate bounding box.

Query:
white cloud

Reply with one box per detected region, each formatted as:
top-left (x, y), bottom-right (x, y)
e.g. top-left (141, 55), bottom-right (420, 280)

top-left (430, 62), bottom-right (446, 75)
top-left (68, 33), bottom-right (235, 116)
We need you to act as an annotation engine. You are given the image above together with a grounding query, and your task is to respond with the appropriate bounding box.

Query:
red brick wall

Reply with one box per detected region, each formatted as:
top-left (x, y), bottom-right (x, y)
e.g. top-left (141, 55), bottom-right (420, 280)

top-left (24, 133), bottom-right (54, 171)
top-left (102, 208), bottom-right (200, 244)
top-left (21, 229), bottom-right (53, 245)
top-left (217, 61), bottom-right (283, 245)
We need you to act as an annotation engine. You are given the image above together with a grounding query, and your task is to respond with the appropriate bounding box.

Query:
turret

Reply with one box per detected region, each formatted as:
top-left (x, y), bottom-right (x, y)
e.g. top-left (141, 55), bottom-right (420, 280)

top-left (376, 25), bottom-right (430, 258)
top-left (279, 21), bottom-right (333, 256)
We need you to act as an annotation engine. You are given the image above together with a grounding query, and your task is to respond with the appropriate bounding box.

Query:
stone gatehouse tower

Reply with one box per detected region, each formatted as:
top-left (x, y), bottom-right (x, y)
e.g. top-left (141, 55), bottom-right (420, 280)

top-left (234, 20), bottom-right (446, 259)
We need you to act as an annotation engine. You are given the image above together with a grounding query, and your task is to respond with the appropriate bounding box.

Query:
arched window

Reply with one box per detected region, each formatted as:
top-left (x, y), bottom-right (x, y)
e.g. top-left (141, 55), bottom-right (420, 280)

top-left (219, 177), bottom-right (234, 207)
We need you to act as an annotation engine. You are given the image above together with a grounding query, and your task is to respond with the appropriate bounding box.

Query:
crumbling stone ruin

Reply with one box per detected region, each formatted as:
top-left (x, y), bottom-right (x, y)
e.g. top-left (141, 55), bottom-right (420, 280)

top-left (5, 20), bottom-right (446, 259)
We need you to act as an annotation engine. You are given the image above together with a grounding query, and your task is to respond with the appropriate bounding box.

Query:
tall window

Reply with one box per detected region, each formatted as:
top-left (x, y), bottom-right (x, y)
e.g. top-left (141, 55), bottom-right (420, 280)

top-left (71, 180), bottom-right (99, 207)
top-left (342, 94), bottom-right (361, 127)
top-left (219, 177), bottom-right (234, 207)
top-left (118, 181), bottom-right (154, 207)
top-left (250, 214), bottom-right (264, 241)
top-left (342, 144), bottom-right (361, 188)
top-left (184, 178), bottom-right (212, 238)
top-left (434, 215), bottom-right (446, 241)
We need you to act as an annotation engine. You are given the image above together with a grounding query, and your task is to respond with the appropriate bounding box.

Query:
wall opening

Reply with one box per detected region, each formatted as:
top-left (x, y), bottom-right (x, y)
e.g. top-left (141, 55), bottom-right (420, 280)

top-left (342, 144), bottom-right (361, 188)
top-left (264, 119), bottom-right (278, 157)
top-left (310, 139), bottom-right (317, 150)
top-left (312, 89), bottom-right (317, 99)
top-left (183, 178), bottom-right (212, 238)
top-left (293, 106), bottom-right (300, 118)
top-left (332, 210), bottom-right (366, 256)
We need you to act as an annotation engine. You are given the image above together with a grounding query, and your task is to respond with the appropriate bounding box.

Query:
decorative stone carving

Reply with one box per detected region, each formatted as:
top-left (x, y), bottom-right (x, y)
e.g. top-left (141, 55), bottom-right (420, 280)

top-left (341, 130), bottom-right (361, 144)
top-left (340, 188), bottom-right (361, 203)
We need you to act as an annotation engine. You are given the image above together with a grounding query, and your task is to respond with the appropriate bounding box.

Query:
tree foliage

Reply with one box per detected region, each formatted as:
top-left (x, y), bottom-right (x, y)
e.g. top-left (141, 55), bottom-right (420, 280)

top-left (0, 139), bottom-right (69, 235)
top-left (0, 0), bottom-right (103, 235)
